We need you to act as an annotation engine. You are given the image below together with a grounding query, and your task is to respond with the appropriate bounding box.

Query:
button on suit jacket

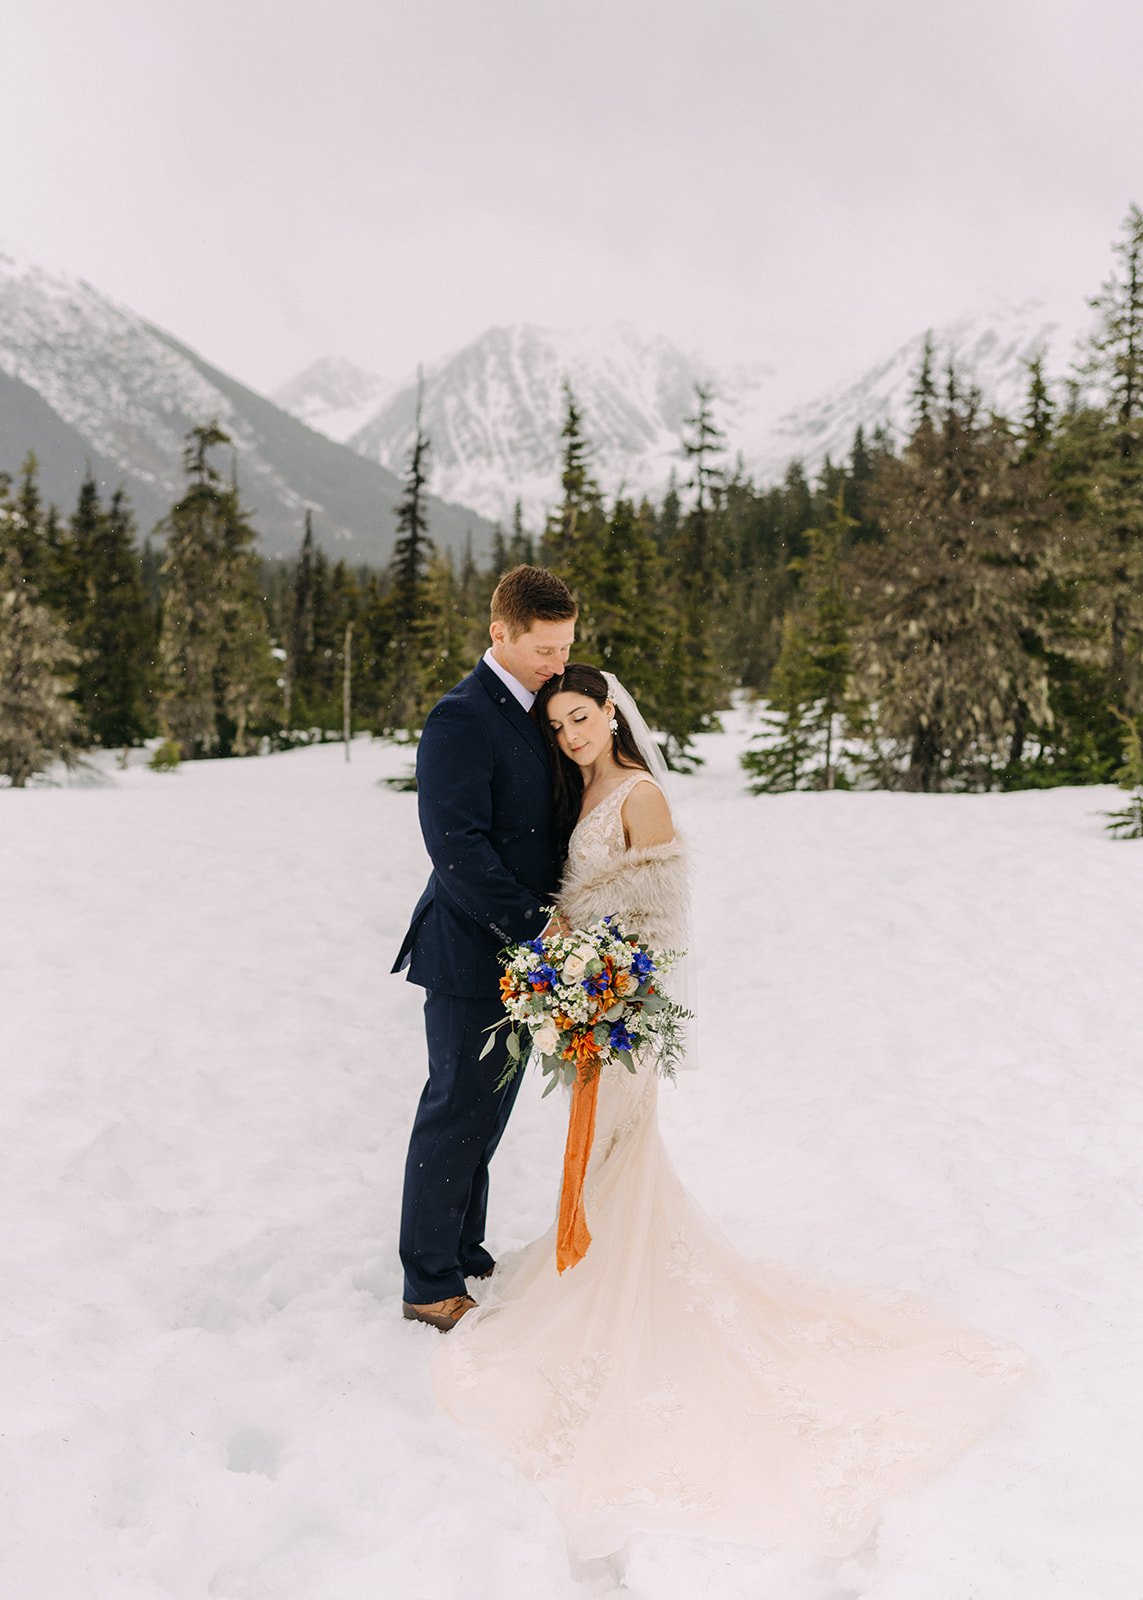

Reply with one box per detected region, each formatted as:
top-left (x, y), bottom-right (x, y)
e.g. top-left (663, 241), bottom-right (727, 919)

top-left (392, 658), bottom-right (562, 998)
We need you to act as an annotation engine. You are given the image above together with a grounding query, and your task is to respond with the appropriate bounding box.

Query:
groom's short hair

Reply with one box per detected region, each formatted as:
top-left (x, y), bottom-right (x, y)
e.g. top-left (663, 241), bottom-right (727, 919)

top-left (490, 565), bottom-right (577, 638)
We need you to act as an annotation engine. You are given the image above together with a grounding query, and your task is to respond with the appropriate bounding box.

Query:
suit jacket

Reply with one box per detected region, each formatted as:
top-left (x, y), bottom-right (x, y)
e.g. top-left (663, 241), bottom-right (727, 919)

top-left (392, 659), bottom-right (562, 998)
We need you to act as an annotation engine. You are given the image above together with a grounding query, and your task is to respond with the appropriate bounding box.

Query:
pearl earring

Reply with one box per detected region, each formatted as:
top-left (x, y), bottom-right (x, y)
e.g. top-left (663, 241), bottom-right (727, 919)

top-left (609, 716), bottom-right (619, 733)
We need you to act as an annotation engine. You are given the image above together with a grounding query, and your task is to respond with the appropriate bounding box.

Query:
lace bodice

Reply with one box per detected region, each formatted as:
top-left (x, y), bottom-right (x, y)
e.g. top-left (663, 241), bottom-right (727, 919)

top-left (567, 772), bottom-right (661, 877)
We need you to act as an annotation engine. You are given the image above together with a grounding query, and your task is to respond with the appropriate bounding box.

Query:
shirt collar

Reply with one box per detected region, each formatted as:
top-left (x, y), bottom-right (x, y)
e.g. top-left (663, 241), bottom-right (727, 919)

top-left (482, 647), bottom-right (536, 712)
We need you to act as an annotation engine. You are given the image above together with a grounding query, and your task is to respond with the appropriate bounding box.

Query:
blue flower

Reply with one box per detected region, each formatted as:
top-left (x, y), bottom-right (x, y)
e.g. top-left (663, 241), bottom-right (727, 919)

top-left (529, 963), bottom-right (559, 989)
top-left (630, 949), bottom-right (655, 980)
top-left (525, 937), bottom-right (547, 955)
top-left (582, 969), bottom-right (610, 996)
top-left (609, 1020), bottom-right (634, 1052)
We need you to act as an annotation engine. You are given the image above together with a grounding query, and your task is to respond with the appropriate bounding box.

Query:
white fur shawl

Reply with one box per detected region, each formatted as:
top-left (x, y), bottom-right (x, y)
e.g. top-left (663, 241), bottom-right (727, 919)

top-left (557, 839), bottom-right (688, 951)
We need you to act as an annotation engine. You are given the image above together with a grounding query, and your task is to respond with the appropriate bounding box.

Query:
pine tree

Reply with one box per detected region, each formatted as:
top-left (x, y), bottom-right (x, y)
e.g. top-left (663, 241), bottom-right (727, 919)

top-left (357, 569), bottom-right (394, 732)
top-left (911, 332), bottom-right (938, 438)
top-left (1076, 204), bottom-right (1143, 720)
top-left (545, 383), bottom-right (593, 564)
top-left (285, 510), bottom-right (317, 731)
top-left (742, 490), bottom-right (858, 791)
top-left (11, 453), bottom-right (45, 583)
top-left (1020, 355), bottom-right (1055, 459)
top-left (660, 385), bottom-right (729, 764)
top-left (158, 423), bottom-right (275, 757)
top-left (851, 378), bottom-right (1051, 790)
top-left (681, 383), bottom-right (726, 517)
top-left (158, 425), bottom-right (229, 753)
top-left (540, 383), bottom-right (607, 648)
top-left (385, 384), bottom-right (436, 729)
top-left (1102, 709), bottom-right (1143, 837)
top-left (489, 522), bottom-right (509, 577)
top-left (991, 364), bottom-right (1106, 785)
top-left (0, 542), bottom-right (82, 786)
top-left (508, 499), bottom-right (535, 566)
top-left (71, 482), bottom-right (152, 747)
top-left (590, 495), bottom-right (669, 724)
top-left (216, 478), bottom-right (276, 754)
top-left (845, 425), bottom-right (878, 539)
top-left (39, 503), bottom-right (77, 618)
top-left (457, 531), bottom-right (479, 618)
top-left (421, 550), bottom-right (470, 703)
top-left (799, 491), bottom-right (859, 786)
top-left (740, 615), bottom-right (822, 792)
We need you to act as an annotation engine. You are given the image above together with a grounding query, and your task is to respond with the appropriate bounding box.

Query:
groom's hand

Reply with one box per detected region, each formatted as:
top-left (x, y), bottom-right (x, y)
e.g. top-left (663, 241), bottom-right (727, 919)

top-left (541, 912), bottom-right (571, 940)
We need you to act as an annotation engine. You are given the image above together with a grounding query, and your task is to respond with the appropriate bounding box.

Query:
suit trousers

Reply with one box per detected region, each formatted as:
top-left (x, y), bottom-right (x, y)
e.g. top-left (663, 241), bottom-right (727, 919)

top-left (399, 990), bottom-right (523, 1304)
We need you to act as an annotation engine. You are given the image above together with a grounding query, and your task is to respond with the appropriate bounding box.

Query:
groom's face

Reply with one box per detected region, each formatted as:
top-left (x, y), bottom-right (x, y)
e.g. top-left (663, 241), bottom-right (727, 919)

top-left (490, 616), bottom-right (576, 693)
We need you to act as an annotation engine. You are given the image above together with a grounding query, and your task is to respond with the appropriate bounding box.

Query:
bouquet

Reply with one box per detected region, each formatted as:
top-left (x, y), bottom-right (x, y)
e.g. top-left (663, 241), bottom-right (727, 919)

top-left (482, 915), bottom-right (691, 1274)
top-left (481, 915), bottom-right (691, 1093)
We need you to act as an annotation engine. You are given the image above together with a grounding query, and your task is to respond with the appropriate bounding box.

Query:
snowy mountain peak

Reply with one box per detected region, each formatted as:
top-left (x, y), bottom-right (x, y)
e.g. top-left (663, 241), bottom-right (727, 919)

top-left (336, 320), bottom-right (742, 528)
top-left (0, 249), bottom-right (492, 559)
top-left (753, 297), bottom-right (1087, 480)
top-left (277, 299), bottom-right (1087, 529)
top-left (270, 355), bottom-right (391, 444)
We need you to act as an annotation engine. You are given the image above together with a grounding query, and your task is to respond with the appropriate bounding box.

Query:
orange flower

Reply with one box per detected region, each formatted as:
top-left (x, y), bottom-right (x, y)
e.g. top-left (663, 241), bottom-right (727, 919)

top-left (612, 970), bottom-right (631, 995)
top-left (589, 990), bottom-right (617, 1021)
top-left (562, 1031), bottom-right (600, 1071)
top-left (499, 972), bottom-right (517, 1002)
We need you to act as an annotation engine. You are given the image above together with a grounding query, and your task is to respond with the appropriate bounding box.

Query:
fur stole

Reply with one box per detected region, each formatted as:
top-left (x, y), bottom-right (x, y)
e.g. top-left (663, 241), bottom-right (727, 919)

top-left (558, 839), bottom-right (688, 951)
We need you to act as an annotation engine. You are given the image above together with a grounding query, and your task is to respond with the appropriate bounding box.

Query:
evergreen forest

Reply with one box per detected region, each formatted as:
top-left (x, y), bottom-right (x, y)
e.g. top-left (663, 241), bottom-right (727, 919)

top-left (3, 209), bottom-right (1143, 810)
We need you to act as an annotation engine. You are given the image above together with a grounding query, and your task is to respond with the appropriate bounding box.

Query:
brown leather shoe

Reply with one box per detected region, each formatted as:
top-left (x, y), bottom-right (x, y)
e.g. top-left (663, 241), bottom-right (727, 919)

top-left (402, 1294), bottom-right (476, 1332)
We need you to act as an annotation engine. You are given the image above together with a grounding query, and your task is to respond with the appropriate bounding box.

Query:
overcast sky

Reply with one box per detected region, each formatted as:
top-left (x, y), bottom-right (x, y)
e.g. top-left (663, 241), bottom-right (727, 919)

top-left (4, 0), bottom-right (1142, 398)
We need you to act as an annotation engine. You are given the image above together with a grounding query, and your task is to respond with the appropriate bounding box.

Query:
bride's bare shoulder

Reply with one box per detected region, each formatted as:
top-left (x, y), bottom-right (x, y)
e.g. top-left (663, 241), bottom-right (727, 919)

top-left (621, 775), bottom-right (675, 848)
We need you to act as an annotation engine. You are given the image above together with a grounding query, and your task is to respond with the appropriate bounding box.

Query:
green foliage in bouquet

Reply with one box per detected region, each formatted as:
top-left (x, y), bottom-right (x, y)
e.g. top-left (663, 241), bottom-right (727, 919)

top-left (482, 915), bottom-right (691, 1093)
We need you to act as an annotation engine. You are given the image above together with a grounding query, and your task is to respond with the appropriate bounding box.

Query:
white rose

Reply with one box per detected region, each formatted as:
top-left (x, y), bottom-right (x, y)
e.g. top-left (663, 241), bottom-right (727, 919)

top-left (533, 1021), bottom-right (560, 1056)
top-left (562, 954), bottom-right (587, 983)
top-left (574, 943), bottom-right (596, 965)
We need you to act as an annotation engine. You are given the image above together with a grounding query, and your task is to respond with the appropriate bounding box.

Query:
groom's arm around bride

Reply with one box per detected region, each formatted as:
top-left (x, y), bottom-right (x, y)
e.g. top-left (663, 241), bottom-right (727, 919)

top-left (393, 565), bottom-right (577, 1328)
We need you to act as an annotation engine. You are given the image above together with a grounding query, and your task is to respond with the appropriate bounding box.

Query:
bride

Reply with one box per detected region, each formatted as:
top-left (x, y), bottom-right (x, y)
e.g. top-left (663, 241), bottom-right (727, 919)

top-left (434, 663), bottom-right (1025, 1563)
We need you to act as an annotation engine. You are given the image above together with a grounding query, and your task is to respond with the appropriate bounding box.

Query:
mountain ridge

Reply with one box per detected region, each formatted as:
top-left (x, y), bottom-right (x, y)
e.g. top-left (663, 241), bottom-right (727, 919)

top-left (0, 250), bottom-right (494, 561)
top-left (276, 301), bottom-right (1086, 528)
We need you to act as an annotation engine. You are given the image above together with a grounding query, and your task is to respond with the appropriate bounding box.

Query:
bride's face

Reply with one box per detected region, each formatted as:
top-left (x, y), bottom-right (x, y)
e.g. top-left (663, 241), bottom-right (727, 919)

top-left (545, 691), bottom-right (614, 768)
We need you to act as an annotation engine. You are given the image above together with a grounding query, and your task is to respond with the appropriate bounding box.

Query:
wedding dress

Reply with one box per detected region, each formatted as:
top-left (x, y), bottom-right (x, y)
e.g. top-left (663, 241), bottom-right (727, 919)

top-left (434, 771), bottom-right (1026, 1562)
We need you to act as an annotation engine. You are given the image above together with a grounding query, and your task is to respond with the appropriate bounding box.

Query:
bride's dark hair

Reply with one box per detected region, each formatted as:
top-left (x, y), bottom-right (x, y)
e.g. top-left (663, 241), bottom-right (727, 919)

top-left (533, 663), bottom-right (650, 853)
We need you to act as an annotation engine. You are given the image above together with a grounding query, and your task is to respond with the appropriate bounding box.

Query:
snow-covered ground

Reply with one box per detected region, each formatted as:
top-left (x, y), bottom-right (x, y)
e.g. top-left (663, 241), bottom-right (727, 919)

top-left (3, 710), bottom-right (1142, 1600)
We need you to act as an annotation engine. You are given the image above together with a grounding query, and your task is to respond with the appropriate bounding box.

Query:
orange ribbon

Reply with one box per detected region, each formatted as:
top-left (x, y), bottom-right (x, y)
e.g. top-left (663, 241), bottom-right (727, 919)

top-left (556, 1065), bottom-right (601, 1273)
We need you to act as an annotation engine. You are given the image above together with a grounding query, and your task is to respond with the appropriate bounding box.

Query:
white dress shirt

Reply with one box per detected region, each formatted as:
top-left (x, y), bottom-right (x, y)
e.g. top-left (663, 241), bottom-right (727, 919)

top-left (482, 647), bottom-right (535, 712)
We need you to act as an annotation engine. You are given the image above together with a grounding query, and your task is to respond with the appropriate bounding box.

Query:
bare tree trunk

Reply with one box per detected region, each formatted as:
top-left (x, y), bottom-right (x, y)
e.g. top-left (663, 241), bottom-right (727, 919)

top-left (343, 620), bottom-right (353, 761)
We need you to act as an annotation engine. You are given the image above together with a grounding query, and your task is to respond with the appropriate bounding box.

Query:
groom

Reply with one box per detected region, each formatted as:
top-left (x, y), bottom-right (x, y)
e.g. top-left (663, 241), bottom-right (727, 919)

top-left (393, 565), bottom-right (577, 1330)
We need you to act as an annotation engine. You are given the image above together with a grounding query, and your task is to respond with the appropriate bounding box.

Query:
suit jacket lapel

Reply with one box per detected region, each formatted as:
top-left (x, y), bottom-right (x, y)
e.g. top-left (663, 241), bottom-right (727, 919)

top-left (474, 659), bottom-right (549, 770)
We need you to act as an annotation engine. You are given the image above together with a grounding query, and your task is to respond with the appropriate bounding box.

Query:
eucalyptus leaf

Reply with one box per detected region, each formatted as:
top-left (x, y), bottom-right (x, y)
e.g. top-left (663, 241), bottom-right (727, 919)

top-left (506, 1031), bottom-right (521, 1060)
top-left (478, 1026), bottom-right (502, 1060)
top-left (541, 1073), bottom-right (561, 1098)
top-left (619, 1050), bottom-right (636, 1074)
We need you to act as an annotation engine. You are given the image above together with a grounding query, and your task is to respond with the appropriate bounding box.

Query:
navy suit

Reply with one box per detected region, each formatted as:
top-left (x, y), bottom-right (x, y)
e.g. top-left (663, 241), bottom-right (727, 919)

top-left (393, 658), bottom-right (561, 1303)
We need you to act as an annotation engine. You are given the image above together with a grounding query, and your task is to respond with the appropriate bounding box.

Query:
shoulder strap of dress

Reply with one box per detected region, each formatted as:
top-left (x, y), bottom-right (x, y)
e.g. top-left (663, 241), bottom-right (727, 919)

top-left (616, 771), bottom-right (661, 804)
